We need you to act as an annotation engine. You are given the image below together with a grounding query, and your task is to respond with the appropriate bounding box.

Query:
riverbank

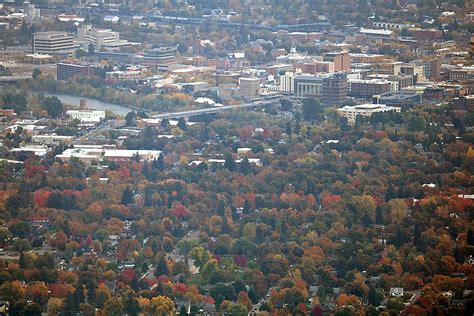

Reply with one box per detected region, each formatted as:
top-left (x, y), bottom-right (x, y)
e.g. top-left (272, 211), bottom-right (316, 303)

top-left (45, 93), bottom-right (133, 116)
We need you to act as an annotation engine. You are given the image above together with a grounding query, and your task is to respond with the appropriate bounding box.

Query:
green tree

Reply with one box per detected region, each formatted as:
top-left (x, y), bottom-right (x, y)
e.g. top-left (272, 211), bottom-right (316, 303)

top-left (41, 96), bottom-right (64, 118)
top-left (125, 111), bottom-right (137, 127)
top-left (88, 43), bottom-right (95, 56)
top-left (177, 117), bottom-right (187, 131)
top-left (189, 247), bottom-right (210, 268)
top-left (154, 256), bottom-right (169, 277)
top-left (2, 92), bottom-right (27, 114)
top-left (5, 194), bottom-right (29, 217)
top-left (32, 68), bottom-right (42, 79)
top-left (302, 98), bottom-right (323, 121)
top-left (239, 157), bottom-right (252, 175)
top-left (121, 186), bottom-right (134, 205)
top-left (226, 303), bottom-right (249, 316)
top-left (224, 151), bottom-right (236, 172)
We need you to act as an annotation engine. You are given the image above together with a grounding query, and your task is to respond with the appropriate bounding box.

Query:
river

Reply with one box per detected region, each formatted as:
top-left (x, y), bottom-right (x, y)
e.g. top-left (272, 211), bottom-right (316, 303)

top-left (46, 94), bottom-right (132, 116)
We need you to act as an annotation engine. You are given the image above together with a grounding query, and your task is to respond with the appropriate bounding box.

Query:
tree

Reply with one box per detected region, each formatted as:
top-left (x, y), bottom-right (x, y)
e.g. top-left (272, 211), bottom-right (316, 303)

top-left (280, 99), bottom-right (292, 111)
top-left (125, 111), bottom-right (137, 127)
top-left (103, 297), bottom-right (123, 315)
top-left (387, 199), bottom-right (406, 224)
top-left (467, 227), bottom-right (474, 245)
top-left (161, 118), bottom-right (170, 129)
top-left (239, 157), bottom-right (252, 175)
top-left (226, 303), bottom-right (248, 315)
top-left (2, 92), bottom-right (27, 113)
top-left (151, 295), bottom-right (175, 315)
top-left (153, 153), bottom-right (165, 171)
top-left (96, 283), bottom-right (111, 309)
top-left (348, 195), bottom-right (377, 226)
top-left (88, 43), bottom-right (95, 56)
top-left (310, 304), bottom-right (323, 316)
top-left (224, 152), bottom-right (236, 172)
top-left (32, 68), bottom-right (42, 79)
top-left (47, 297), bottom-right (63, 315)
top-left (302, 98), bottom-right (323, 121)
top-left (6, 193), bottom-right (29, 217)
top-left (189, 247), bottom-right (210, 268)
top-left (154, 256), bottom-right (169, 277)
top-left (177, 117), bottom-right (187, 131)
top-left (41, 96), bottom-right (64, 118)
top-left (121, 186), bottom-right (134, 205)
top-left (385, 183), bottom-right (397, 202)
top-left (367, 285), bottom-right (383, 306)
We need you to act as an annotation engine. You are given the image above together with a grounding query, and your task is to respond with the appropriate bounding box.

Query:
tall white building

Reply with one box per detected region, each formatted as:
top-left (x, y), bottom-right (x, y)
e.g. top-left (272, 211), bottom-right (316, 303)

top-left (33, 31), bottom-right (75, 54)
top-left (338, 103), bottom-right (401, 123)
top-left (279, 72), bottom-right (295, 92)
top-left (77, 25), bottom-right (130, 50)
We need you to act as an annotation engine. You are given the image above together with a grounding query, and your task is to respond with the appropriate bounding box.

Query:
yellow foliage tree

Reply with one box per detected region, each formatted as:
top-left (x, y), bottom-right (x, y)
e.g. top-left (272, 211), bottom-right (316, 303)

top-left (151, 295), bottom-right (175, 315)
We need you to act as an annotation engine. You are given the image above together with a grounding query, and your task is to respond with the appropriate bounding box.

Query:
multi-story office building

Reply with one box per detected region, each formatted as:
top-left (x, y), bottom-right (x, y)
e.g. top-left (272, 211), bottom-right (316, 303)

top-left (338, 103), bottom-right (401, 123)
top-left (33, 31), bottom-right (75, 55)
top-left (297, 61), bottom-right (335, 74)
top-left (239, 78), bottom-right (261, 100)
top-left (294, 74), bottom-right (326, 98)
top-left (388, 75), bottom-right (414, 90)
top-left (279, 72), bottom-right (295, 93)
top-left (449, 68), bottom-right (474, 81)
top-left (408, 28), bottom-right (443, 41)
top-left (323, 51), bottom-right (351, 72)
top-left (139, 47), bottom-right (177, 68)
top-left (348, 79), bottom-right (392, 98)
top-left (321, 73), bottom-right (348, 106)
top-left (77, 25), bottom-right (130, 50)
top-left (57, 63), bottom-right (94, 81)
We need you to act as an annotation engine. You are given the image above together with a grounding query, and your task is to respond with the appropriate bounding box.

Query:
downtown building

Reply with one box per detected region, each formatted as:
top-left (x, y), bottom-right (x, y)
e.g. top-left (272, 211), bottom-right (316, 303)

top-left (323, 51), bottom-right (351, 72)
top-left (57, 62), bottom-right (95, 81)
top-left (321, 73), bottom-right (348, 106)
top-left (33, 31), bottom-right (75, 55)
top-left (348, 79), bottom-right (393, 98)
top-left (239, 77), bottom-right (261, 100)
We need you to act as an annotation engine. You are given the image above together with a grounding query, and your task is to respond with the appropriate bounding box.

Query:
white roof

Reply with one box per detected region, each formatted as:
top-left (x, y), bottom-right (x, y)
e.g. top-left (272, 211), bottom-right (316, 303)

top-left (360, 28), bottom-right (393, 36)
top-left (195, 97), bottom-right (215, 105)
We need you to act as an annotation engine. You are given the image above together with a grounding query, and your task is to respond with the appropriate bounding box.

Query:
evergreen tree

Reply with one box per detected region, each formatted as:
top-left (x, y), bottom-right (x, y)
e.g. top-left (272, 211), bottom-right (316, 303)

top-left (413, 223), bottom-right (422, 250)
top-left (179, 305), bottom-right (188, 316)
top-left (125, 111), bottom-right (137, 127)
top-left (239, 157), bottom-right (252, 175)
top-left (32, 68), bottom-right (42, 79)
top-left (142, 162), bottom-right (151, 179)
top-left (154, 256), bottom-right (169, 277)
top-left (385, 183), bottom-right (396, 202)
top-left (161, 118), bottom-right (170, 129)
top-left (177, 117), bottom-right (187, 131)
top-left (468, 227), bottom-right (474, 246)
top-left (221, 215), bottom-right (231, 234)
top-left (121, 187), bottom-right (134, 205)
top-left (454, 246), bottom-right (464, 264)
top-left (242, 200), bottom-right (252, 214)
top-left (154, 153), bottom-right (165, 171)
top-left (224, 152), bottom-right (236, 172)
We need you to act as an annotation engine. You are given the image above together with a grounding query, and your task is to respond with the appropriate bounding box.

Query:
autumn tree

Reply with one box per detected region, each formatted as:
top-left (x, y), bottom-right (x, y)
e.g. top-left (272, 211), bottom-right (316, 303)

top-left (151, 295), bottom-right (175, 315)
top-left (103, 297), bottom-right (124, 315)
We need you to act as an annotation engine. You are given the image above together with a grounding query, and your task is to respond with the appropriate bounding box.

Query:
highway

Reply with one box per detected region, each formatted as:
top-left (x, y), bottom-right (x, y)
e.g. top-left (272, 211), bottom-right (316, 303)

top-left (150, 98), bottom-right (280, 119)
